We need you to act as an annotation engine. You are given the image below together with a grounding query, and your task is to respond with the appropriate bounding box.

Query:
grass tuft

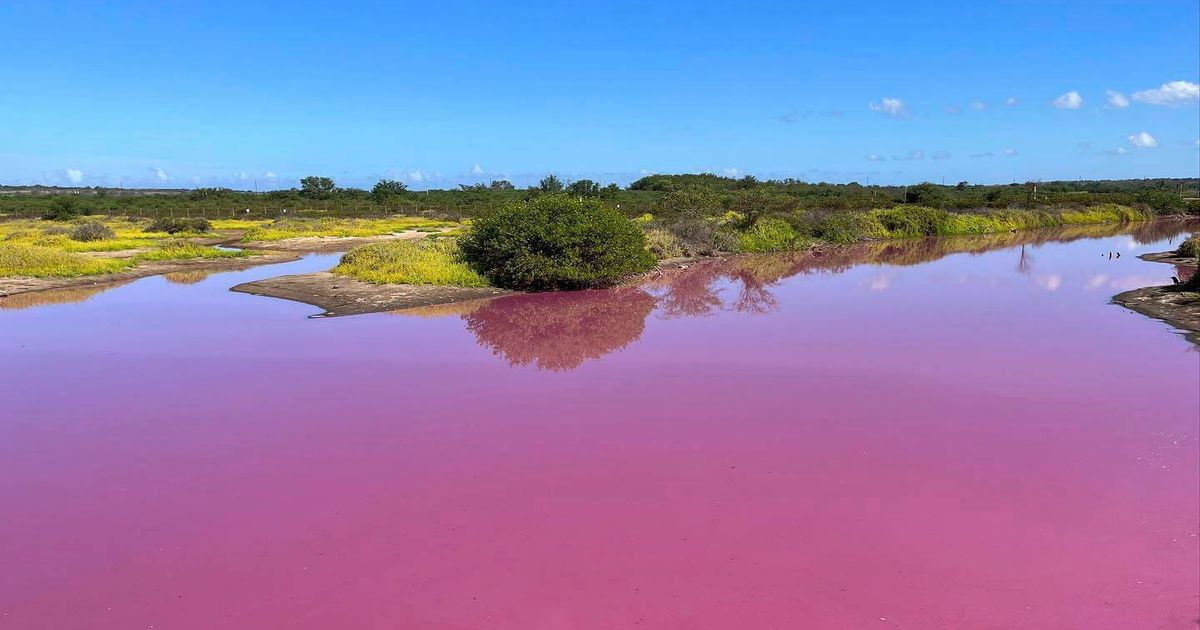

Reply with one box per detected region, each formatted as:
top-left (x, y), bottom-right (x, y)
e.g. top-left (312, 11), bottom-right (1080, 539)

top-left (333, 239), bottom-right (490, 286)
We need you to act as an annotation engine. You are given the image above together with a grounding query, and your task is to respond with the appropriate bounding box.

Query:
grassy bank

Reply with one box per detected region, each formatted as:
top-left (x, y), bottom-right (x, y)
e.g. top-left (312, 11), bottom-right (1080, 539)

top-left (333, 239), bottom-right (489, 286)
top-left (694, 203), bottom-right (1156, 254)
top-left (0, 218), bottom-right (249, 278)
top-left (231, 217), bottom-right (457, 242)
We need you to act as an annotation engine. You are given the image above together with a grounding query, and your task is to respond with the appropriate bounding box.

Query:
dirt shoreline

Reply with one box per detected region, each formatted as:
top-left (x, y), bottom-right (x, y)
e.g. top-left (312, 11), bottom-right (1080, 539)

top-left (1111, 251), bottom-right (1200, 345)
top-left (231, 272), bottom-right (515, 317)
top-left (0, 250), bottom-right (302, 299)
top-left (230, 257), bottom-right (711, 317)
top-left (0, 228), bottom-right (447, 300)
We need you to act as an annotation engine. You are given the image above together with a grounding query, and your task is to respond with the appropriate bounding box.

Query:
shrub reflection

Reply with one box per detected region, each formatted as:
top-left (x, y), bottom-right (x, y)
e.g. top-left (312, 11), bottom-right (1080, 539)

top-left (401, 221), bottom-right (1199, 370)
top-left (463, 288), bottom-right (656, 371)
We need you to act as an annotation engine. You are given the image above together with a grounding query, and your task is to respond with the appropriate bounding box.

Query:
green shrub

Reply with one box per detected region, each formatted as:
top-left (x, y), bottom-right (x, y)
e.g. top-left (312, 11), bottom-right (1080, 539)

top-left (458, 195), bottom-right (656, 291)
top-left (146, 217), bottom-right (211, 234)
top-left (662, 215), bottom-right (738, 256)
top-left (42, 197), bottom-right (83, 221)
top-left (334, 239), bottom-right (489, 286)
top-left (870, 206), bottom-right (952, 238)
top-left (644, 228), bottom-right (687, 259)
top-left (811, 212), bottom-right (887, 244)
top-left (70, 221), bottom-right (116, 242)
top-left (1177, 234), bottom-right (1199, 259)
top-left (737, 217), bottom-right (809, 252)
top-left (1136, 188), bottom-right (1185, 214)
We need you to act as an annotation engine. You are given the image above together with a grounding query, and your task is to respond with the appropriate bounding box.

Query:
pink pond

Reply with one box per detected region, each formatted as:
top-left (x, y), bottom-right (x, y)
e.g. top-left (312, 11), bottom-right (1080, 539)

top-left (1, 223), bottom-right (1198, 629)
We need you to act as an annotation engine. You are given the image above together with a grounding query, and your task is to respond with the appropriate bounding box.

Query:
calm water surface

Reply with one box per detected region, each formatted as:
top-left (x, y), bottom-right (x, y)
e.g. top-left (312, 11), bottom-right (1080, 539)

top-left (2, 224), bottom-right (1198, 629)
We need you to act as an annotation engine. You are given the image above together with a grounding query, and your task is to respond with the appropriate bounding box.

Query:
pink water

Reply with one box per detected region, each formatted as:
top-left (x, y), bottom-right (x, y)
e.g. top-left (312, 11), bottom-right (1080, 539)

top-left (2, 224), bottom-right (1198, 629)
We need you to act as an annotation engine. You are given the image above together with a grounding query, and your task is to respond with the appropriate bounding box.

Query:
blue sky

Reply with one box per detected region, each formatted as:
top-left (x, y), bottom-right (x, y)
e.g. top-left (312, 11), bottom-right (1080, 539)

top-left (1, 0), bottom-right (1197, 190)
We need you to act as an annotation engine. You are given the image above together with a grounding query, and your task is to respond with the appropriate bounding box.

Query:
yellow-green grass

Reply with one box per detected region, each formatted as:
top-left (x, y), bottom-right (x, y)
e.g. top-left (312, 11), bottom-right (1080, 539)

top-left (1, 218), bottom-right (186, 247)
top-left (333, 239), bottom-right (490, 287)
top-left (0, 245), bottom-right (136, 278)
top-left (209, 218), bottom-right (272, 230)
top-left (240, 217), bottom-right (458, 242)
top-left (1, 218), bottom-right (252, 278)
top-left (133, 242), bottom-right (251, 262)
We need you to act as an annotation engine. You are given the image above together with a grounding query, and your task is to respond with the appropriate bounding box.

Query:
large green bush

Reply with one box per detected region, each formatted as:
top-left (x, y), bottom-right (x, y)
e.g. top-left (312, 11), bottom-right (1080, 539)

top-left (458, 195), bottom-right (656, 291)
top-left (1136, 188), bottom-right (1184, 214)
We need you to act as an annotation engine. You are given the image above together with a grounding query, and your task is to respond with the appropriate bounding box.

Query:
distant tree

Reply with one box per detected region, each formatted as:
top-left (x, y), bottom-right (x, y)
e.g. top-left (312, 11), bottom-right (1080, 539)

top-left (489, 180), bottom-right (515, 191)
top-left (736, 174), bottom-right (760, 190)
top-left (904, 182), bottom-right (949, 207)
top-left (300, 176), bottom-right (336, 199)
top-left (371, 179), bottom-right (407, 201)
top-left (567, 179), bottom-right (601, 197)
top-left (538, 174), bottom-right (565, 193)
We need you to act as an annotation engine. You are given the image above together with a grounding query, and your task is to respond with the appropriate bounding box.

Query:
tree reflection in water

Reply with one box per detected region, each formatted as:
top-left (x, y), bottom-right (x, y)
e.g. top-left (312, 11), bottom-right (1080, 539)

top-left (462, 288), bottom-right (656, 371)
top-left (395, 220), bottom-right (1199, 371)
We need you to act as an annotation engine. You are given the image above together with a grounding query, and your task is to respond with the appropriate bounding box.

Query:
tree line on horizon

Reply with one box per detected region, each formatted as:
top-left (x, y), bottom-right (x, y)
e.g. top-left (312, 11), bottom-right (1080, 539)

top-left (1, 174), bottom-right (1197, 220)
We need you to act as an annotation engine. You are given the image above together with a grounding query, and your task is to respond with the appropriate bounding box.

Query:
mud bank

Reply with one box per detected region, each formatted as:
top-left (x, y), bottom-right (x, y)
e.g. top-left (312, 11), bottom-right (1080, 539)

top-left (230, 272), bottom-right (514, 317)
top-left (1111, 251), bottom-right (1200, 345)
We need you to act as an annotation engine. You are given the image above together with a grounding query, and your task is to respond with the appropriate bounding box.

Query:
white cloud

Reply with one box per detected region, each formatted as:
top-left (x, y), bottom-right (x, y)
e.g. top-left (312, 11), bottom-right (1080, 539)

top-left (722, 167), bottom-right (741, 177)
top-left (1035, 274), bottom-right (1062, 291)
top-left (1004, 97), bottom-right (1018, 107)
top-left (1127, 131), bottom-right (1158, 148)
top-left (1053, 91), bottom-right (1083, 109)
top-left (1085, 274), bottom-right (1110, 289)
top-left (471, 164), bottom-right (484, 175)
top-left (1131, 80), bottom-right (1199, 106)
top-left (406, 170), bottom-right (425, 183)
top-left (1106, 90), bottom-right (1129, 108)
top-left (152, 167), bottom-right (169, 182)
top-left (64, 168), bottom-right (83, 184)
top-left (1003, 148), bottom-right (1018, 156)
top-left (863, 272), bottom-right (898, 291)
top-left (970, 152), bottom-right (995, 159)
top-left (869, 97), bottom-right (909, 119)
top-left (263, 171), bottom-right (278, 180)
top-left (866, 153), bottom-right (886, 162)
top-left (970, 100), bottom-right (986, 111)
top-left (234, 171), bottom-right (249, 181)
top-left (893, 149), bottom-right (924, 160)
top-left (932, 150), bottom-right (951, 160)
